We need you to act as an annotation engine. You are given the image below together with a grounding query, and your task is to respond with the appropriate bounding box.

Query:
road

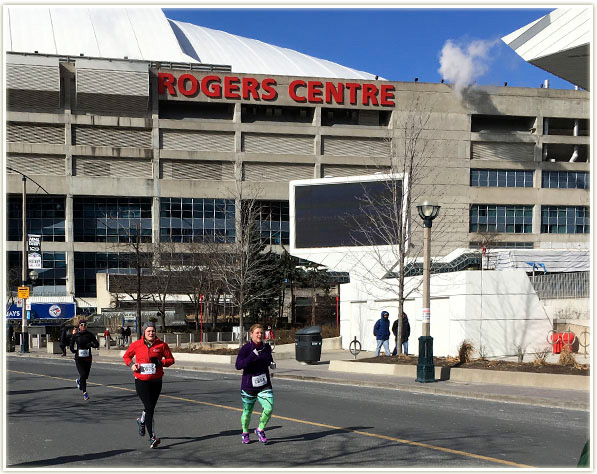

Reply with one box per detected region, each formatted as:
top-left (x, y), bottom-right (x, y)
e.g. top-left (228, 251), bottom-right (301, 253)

top-left (6, 356), bottom-right (589, 469)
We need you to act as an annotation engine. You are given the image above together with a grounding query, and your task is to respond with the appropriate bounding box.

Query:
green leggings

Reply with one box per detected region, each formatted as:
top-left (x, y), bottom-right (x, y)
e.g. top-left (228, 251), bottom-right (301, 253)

top-left (241, 389), bottom-right (274, 432)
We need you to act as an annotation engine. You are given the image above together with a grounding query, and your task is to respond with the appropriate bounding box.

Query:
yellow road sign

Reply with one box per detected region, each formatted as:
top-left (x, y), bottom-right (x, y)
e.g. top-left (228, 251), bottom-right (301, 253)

top-left (17, 286), bottom-right (29, 299)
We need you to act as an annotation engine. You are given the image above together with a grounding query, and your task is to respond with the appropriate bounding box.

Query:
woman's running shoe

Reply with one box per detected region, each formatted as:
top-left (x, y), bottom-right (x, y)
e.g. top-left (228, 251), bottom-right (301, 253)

top-left (83, 392), bottom-right (89, 401)
top-left (241, 433), bottom-right (250, 444)
top-left (149, 437), bottom-right (160, 449)
top-left (255, 428), bottom-right (268, 443)
top-left (137, 418), bottom-right (145, 436)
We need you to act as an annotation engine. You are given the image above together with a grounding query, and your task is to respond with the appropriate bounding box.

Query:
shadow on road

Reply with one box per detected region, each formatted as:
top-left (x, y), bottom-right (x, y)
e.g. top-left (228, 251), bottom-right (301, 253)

top-left (9, 449), bottom-right (135, 467)
top-left (8, 386), bottom-right (74, 396)
top-left (266, 425), bottom-right (372, 445)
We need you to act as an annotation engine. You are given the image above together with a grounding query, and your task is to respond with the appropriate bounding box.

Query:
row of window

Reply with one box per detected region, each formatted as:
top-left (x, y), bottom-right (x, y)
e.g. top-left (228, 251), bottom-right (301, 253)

top-left (470, 205), bottom-right (589, 234)
top-left (470, 169), bottom-right (589, 189)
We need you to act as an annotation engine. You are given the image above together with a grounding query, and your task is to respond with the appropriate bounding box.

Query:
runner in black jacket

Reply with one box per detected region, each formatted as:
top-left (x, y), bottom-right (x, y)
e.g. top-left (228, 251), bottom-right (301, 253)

top-left (69, 319), bottom-right (99, 400)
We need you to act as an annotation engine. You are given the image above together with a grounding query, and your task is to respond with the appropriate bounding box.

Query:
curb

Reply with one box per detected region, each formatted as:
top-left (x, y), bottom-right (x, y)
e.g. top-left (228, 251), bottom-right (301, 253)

top-left (329, 360), bottom-right (591, 391)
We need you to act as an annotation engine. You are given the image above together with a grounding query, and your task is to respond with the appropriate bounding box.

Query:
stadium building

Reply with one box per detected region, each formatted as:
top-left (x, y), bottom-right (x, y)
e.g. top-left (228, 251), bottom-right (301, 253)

top-left (4, 8), bottom-right (590, 350)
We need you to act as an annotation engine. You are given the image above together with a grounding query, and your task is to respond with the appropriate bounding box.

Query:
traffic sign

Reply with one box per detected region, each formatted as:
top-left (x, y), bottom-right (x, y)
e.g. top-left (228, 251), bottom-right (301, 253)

top-left (18, 287), bottom-right (30, 299)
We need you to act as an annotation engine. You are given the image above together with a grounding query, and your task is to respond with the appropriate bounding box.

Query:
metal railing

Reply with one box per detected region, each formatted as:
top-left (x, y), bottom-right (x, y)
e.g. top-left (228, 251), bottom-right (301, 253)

top-left (530, 271), bottom-right (589, 299)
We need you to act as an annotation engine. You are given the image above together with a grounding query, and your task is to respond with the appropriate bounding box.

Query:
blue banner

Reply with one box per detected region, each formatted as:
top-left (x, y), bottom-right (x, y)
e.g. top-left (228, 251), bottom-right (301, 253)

top-left (6, 303), bottom-right (76, 322)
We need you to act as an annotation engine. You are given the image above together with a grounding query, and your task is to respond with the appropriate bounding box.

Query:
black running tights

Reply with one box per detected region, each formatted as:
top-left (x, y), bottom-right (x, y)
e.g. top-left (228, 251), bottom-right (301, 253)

top-left (135, 378), bottom-right (162, 437)
top-left (75, 359), bottom-right (92, 392)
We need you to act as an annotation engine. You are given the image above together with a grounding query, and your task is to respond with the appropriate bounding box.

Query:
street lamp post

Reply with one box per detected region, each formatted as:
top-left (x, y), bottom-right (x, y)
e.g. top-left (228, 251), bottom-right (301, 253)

top-left (416, 199), bottom-right (440, 383)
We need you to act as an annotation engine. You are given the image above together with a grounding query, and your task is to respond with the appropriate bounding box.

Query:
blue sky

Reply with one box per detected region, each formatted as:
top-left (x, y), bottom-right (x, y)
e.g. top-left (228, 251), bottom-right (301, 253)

top-left (163, 7), bottom-right (574, 90)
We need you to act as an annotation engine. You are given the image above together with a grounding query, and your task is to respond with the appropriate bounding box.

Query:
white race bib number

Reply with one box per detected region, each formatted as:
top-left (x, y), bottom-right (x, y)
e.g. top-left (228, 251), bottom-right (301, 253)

top-left (252, 374), bottom-right (267, 387)
top-left (139, 363), bottom-right (156, 375)
top-left (78, 349), bottom-right (90, 357)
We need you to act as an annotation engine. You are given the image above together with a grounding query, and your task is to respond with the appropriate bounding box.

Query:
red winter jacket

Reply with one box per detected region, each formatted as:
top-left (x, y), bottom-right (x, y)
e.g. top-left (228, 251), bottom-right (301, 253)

top-left (123, 337), bottom-right (175, 381)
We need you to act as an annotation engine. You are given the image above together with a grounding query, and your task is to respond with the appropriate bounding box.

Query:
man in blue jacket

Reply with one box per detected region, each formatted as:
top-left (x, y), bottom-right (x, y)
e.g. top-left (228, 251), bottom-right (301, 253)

top-left (373, 310), bottom-right (391, 356)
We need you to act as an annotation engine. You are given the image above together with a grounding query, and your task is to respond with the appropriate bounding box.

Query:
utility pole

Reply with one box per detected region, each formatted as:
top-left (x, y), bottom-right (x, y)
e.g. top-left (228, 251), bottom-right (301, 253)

top-left (20, 176), bottom-right (29, 353)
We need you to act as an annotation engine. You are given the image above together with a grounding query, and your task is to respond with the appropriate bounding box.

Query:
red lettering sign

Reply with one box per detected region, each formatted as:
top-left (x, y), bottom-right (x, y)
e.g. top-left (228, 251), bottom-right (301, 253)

top-left (157, 72), bottom-right (395, 107)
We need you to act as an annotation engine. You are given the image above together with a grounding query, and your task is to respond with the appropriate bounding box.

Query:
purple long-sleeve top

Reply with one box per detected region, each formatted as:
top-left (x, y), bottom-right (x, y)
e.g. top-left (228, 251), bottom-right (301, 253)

top-left (235, 340), bottom-right (274, 392)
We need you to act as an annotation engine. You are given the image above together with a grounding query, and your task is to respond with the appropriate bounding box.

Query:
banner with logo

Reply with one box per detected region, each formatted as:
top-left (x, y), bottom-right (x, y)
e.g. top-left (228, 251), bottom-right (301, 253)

top-left (6, 303), bottom-right (76, 322)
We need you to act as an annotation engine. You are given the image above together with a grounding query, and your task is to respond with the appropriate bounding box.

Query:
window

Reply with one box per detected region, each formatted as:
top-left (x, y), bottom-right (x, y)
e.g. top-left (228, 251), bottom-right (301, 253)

top-left (470, 169), bottom-right (533, 188)
top-left (74, 252), bottom-right (137, 297)
top-left (73, 197), bottom-right (152, 243)
top-left (541, 206), bottom-right (589, 234)
top-left (7, 251), bottom-right (67, 296)
top-left (541, 171), bottom-right (589, 190)
top-left (470, 205), bottom-right (533, 233)
top-left (160, 197), bottom-right (235, 243)
top-left (253, 200), bottom-right (290, 245)
top-left (7, 195), bottom-right (66, 242)
top-left (469, 241), bottom-right (533, 249)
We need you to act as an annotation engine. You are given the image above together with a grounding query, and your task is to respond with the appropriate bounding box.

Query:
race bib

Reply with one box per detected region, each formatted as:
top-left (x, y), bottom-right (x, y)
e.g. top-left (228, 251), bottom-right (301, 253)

top-left (78, 349), bottom-right (90, 357)
top-left (139, 363), bottom-right (156, 375)
top-left (252, 373), bottom-right (267, 387)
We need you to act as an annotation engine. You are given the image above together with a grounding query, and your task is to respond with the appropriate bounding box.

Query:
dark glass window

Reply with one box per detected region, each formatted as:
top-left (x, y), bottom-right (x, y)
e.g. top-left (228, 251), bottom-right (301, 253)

top-left (253, 200), bottom-right (290, 245)
top-left (7, 195), bottom-right (66, 242)
top-left (470, 205), bottom-right (533, 233)
top-left (73, 197), bottom-right (152, 243)
top-left (470, 169), bottom-right (533, 188)
top-left (541, 171), bottom-right (589, 190)
top-left (541, 206), bottom-right (589, 234)
top-left (6, 251), bottom-right (67, 296)
top-left (74, 252), bottom-right (137, 297)
top-left (160, 197), bottom-right (235, 243)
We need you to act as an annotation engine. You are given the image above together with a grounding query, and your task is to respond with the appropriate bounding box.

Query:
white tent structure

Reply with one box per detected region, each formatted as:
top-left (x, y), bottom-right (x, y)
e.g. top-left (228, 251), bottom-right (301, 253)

top-left (5, 6), bottom-right (379, 79)
top-left (502, 7), bottom-right (591, 90)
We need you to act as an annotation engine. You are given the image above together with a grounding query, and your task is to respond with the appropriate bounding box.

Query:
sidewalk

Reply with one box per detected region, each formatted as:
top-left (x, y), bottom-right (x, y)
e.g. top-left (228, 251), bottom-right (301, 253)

top-left (8, 346), bottom-right (590, 411)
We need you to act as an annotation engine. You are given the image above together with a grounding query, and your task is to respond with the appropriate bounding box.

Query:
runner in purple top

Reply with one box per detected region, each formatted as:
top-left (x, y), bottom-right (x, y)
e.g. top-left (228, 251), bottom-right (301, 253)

top-left (235, 323), bottom-right (275, 444)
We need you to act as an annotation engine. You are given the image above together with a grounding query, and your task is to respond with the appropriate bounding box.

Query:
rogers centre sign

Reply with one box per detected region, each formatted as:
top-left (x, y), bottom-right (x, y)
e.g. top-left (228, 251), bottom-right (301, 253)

top-left (158, 72), bottom-right (395, 106)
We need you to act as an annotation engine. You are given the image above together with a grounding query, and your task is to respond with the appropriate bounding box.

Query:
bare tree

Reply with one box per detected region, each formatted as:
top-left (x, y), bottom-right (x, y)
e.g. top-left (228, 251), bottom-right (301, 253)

top-left (109, 223), bottom-right (153, 339)
top-left (213, 169), bottom-right (281, 345)
top-left (346, 98), bottom-right (448, 354)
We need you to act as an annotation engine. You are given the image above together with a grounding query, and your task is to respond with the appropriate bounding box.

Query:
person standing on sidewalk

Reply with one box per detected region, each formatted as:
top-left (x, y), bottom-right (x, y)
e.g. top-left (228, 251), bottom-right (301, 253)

top-left (103, 328), bottom-right (112, 350)
top-left (392, 312), bottom-right (411, 356)
top-left (69, 320), bottom-right (99, 401)
top-left (373, 311), bottom-right (391, 356)
top-left (235, 323), bottom-right (275, 445)
top-left (123, 322), bottom-right (175, 449)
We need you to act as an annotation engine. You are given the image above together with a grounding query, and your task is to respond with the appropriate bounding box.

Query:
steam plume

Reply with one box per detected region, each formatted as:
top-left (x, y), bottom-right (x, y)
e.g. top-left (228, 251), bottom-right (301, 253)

top-left (438, 39), bottom-right (499, 98)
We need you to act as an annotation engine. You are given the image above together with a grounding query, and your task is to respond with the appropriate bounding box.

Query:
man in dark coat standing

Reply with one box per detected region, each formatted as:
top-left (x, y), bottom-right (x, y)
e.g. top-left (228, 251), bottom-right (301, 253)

top-left (373, 311), bottom-right (391, 356)
top-left (392, 312), bottom-right (410, 356)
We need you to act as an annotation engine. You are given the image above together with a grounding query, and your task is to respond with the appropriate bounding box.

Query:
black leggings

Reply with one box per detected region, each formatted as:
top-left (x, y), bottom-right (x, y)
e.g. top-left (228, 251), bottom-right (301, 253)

top-left (135, 378), bottom-right (162, 437)
top-left (75, 359), bottom-right (92, 392)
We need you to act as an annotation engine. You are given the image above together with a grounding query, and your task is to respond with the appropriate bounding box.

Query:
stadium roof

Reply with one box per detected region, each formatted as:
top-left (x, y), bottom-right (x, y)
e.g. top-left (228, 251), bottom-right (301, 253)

top-left (5, 6), bottom-right (379, 80)
top-left (502, 7), bottom-right (591, 90)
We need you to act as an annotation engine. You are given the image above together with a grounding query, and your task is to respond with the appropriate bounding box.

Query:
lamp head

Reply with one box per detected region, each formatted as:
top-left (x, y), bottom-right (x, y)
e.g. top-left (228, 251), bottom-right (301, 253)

top-left (28, 270), bottom-right (39, 281)
top-left (417, 199), bottom-right (440, 227)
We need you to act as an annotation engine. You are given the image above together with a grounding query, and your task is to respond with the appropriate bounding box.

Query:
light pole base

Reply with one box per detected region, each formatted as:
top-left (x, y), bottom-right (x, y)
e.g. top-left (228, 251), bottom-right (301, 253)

top-left (19, 335), bottom-right (29, 353)
top-left (416, 336), bottom-right (435, 383)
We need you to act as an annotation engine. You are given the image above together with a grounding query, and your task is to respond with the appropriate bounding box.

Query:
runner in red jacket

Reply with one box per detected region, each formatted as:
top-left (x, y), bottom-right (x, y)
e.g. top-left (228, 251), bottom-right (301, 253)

top-left (123, 322), bottom-right (175, 449)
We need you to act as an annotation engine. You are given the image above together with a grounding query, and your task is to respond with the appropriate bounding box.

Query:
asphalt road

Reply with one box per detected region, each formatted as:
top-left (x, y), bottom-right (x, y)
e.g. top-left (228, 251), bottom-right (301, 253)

top-left (6, 357), bottom-right (589, 469)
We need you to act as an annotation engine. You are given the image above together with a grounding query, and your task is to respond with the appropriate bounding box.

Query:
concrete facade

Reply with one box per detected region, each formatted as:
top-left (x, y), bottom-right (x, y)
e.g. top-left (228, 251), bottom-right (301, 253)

top-left (5, 52), bottom-right (590, 311)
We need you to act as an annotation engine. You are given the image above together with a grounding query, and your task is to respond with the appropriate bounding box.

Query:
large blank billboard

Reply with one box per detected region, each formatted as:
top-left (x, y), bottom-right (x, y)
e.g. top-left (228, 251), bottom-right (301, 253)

top-left (290, 174), bottom-right (405, 250)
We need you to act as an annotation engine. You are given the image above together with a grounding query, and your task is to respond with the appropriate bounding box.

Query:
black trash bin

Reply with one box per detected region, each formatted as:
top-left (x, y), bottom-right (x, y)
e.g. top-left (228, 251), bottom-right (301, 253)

top-left (295, 326), bottom-right (322, 363)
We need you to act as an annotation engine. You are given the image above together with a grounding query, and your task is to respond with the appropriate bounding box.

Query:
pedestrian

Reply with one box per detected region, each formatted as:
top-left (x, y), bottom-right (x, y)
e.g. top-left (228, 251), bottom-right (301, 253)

top-left (235, 323), bottom-right (276, 444)
top-left (69, 319), bottom-right (99, 401)
top-left (124, 325), bottom-right (131, 345)
top-left (59, 323), bottom-right (69, 356)
top-left (103, 328), bottom-right (111, 350)
top-left (392, 312), bottom-right (411, 356)
top-left (264, 325), bottom-right (274, 343)
top-left (123, 321), bottom-right (175, 449)
top-left (373, 310), bottom-right (391, 356)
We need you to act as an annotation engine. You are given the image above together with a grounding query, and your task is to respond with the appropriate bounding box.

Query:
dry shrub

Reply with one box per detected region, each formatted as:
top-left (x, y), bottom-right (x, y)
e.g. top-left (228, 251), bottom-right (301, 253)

top-left (478, 344), bottom-right (488, 360)
top-left (458, 340), bottom-right (474, 364)
top-left (558, 346), bottom-right (577, 367)
top-left (533, 346), bottom-right (551, 366)
top-left (514, 344), bottom-right (526, 363)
